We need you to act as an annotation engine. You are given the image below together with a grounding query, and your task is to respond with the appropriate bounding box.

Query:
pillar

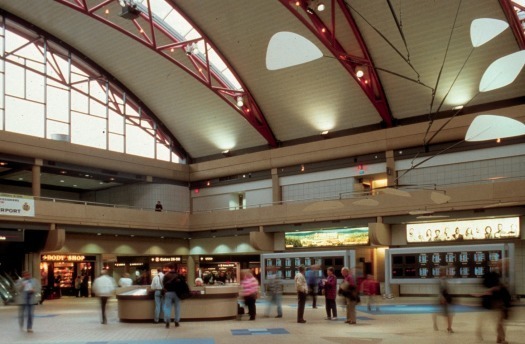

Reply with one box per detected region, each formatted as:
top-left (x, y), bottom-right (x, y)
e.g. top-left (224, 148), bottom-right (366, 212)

top-left (271, 167), bottom-right (281, 204)
top-left (32, 158), bottom-right (43, 197)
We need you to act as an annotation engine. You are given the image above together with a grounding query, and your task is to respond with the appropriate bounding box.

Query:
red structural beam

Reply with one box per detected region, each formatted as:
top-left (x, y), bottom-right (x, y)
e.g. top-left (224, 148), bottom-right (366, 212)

top-left (54, 0), bottom-right (278, 149)
top-left (500, 0), bottom-right (525, 50)
top-left (280, 0), bottom-right (394, 127)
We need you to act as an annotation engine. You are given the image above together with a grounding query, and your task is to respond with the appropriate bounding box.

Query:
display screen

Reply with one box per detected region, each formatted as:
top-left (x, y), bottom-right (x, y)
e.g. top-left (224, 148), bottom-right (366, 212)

top-left (391, 248), bottom-right (504, 279)
top-left (285, 227), bottom-right (369, 248)
top-left (406, 217), bottom-right (520, 243)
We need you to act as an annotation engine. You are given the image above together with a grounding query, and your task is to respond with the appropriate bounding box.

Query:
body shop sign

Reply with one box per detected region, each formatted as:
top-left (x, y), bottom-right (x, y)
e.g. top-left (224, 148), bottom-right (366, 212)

top-left (0, 193), bottom-right (35, 217)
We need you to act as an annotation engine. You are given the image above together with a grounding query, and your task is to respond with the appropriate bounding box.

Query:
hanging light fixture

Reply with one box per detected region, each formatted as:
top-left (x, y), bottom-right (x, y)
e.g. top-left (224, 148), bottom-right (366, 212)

top-left (236, 96), bottom-right (244, 107)
top-left (317, 2), bottom-right (325, 11)
top-left (355, 67), bottom-right (364, 78)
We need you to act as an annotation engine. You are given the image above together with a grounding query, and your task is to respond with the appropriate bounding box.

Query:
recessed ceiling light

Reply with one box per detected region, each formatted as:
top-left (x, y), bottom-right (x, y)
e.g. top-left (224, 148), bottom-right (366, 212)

top-left (0, 162), bottom-right (8, 166)
top-left (97, 233), bottom-right (102, 236)
top-left (18, 177), bottom-right (23, 181)
top-left (60, 180), bottom-right (65, 183)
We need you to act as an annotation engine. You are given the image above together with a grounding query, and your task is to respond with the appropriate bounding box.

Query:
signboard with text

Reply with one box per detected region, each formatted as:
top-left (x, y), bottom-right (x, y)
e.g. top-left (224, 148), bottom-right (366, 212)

top-left (0, 193), bottom-right (35, 217)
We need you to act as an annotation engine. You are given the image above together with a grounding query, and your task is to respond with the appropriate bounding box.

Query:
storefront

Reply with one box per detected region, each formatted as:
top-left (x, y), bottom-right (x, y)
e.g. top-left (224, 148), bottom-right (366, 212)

top-left (112, 256), bottom-right (185, 285)
top-left (40, 254), bottom-right (96, 298)
top-left (196, 255), bottom-right (259, 285)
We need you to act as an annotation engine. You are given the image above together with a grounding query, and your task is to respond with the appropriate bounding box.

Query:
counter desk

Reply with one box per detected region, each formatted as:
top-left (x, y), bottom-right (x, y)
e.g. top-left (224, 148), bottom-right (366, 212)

top-left (116, 285), bottom-right (239, 322)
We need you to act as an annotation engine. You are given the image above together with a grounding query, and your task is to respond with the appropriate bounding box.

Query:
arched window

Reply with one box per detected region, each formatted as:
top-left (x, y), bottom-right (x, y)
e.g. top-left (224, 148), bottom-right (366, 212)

top-left (0, 16), bottom-right (180, 163)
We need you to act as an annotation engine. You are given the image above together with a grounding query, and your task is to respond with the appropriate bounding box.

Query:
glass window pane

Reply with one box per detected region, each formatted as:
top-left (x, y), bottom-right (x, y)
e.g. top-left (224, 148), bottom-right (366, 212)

top-left (71, 89), bottom-right (88, 112)
top-left (156, 142), bottom-right (170, 161)
top-left (126, 123), bottom-right (154, 158)
top-left (46, 85), bottom-right (69, 122)
top-left (5, 62), bottom-right (25, 98)
top-left (71, 111), bottom-right (106, 149)
top-left (109, 109), bottom-right (124, 134)
top-left (0, 109), bottom-right (4, 130)
top-left (26, 69), bottom-right (45, 102)
top-left (171, 152), bottom-right (180, 163)
top-left (46, 119), bottom-right (69, 139)
top-left (90, 97), bottom-right (107, 118)
top-left (5, 96), bottom-right (44, 137)
top-left (109, 133), bottom-right (124, 153)
top-left (26, 59), bottom-right (45, 74)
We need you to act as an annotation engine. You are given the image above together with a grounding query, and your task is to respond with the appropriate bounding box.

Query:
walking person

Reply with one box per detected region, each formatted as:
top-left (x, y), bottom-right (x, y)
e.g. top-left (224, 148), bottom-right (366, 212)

top-left (306, 264), bottom-right (320, 308)
top-left (265, 268), bottom-right (283, 318)
top-left (324, 267), bottom-right (338, 320)
top-left (341, 267), bottom-right (358, 324)
top-left (476, 271), bottom-right (512, 344)
top-left (92, 270), bottom-right (116, 324)
top-left (240, 269), bottom-right (259, 320)
top-left (294, 265), bottom-right (307, 323)
top-left (150, 268), bottom-right (164, 323)
top-left (16, 270), bottom-right (41, 333)
top-left (432, 268), bottom-right (454, 333)
top-left (360, 274), bottom-right (380, 311)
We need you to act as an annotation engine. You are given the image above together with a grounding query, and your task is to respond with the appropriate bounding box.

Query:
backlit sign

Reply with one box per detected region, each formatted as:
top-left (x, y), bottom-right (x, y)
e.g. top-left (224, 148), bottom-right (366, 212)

top-left (406, 217), bottom-right (519, 243)
top-left (285, 227), bottom-right (369, 248)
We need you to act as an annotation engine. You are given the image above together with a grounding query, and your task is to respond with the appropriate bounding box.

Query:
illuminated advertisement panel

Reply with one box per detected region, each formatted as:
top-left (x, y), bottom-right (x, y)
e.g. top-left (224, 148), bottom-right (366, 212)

top-left (406, 217), bottom-right (519, 243)
top-left (388, 243), bottom-right (513, 283)
top-left (285, 227), bottom-right (368, 248)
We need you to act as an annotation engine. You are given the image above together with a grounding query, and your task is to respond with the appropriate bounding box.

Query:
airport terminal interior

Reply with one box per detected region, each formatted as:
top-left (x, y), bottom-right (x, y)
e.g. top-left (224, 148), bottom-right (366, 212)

top-left (0, 1), bottom-right (525, 343)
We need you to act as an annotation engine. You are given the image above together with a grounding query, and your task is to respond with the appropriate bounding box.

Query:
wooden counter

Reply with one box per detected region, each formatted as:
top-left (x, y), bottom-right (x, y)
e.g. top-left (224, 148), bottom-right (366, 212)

top-left (116, 285), bottom-right (239, 322)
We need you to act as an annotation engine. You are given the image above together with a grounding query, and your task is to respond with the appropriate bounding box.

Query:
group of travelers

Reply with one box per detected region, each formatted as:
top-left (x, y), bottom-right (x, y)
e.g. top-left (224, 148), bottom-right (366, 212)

top-left (293, 265), bottom-right (367, 324)
top-left (14, 264), bottom-right (513, 343)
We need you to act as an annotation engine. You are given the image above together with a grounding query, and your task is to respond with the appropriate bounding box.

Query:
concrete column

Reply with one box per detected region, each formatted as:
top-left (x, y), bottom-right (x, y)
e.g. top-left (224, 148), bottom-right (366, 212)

top-left (32, 158), bottom-right (43, 197)
top-left (385, 150), bottom-right (396, 186)
top-left (187, 255), bottom-right (197, 285)
top-left (271, 168), bottom-right (281, 204)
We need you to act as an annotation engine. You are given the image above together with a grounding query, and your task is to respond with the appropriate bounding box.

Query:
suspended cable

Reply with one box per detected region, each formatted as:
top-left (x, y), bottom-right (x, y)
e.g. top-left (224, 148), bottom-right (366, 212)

top-left (424, 0), bottom-right (463, 144)
top-left (394, 139), bottom-right (465, 185)
top-left (386, 0), bottom-right (410, 60)
top-left (343, 1), bottom-right (420, 81)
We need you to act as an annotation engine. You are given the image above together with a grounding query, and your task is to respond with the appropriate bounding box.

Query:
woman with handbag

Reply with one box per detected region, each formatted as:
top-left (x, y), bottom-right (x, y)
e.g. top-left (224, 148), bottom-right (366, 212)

top-left (240, 269), bottom-right (259, 320)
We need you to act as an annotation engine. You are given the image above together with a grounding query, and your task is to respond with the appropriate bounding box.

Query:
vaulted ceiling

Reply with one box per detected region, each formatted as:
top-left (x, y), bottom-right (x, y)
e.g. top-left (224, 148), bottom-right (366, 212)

top-left (0, 0), bottom-right (524, 163)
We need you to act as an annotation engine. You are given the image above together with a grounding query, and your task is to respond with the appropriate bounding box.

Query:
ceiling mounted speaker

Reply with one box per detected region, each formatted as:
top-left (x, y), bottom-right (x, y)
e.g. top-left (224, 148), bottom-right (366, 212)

top-left (266, 32), bottom-right (323, 70)
top-left (352, 198), bottom-right (379, 206)
top-left (465, 114), bottom-right (525, 141)
top-left (470, 18), bottom-right (508, 48)
top-left (430, 192), bottom-right (451, 204)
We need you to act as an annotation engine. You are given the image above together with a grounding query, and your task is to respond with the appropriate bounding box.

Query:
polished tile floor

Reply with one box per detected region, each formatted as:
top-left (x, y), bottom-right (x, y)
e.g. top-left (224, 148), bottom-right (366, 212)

top-left (0, 295), bottom-right (523, 344)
